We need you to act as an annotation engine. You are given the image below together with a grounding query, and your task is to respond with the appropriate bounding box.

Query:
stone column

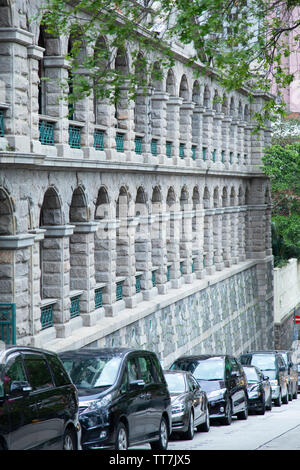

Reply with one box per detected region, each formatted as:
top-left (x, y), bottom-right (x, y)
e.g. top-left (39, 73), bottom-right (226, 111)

top-left (151, 212), bottom-right (168, 295)
top-left (203, 209), bottom-right (215, 274)
top-left (222, 208), bottom-right (231, 267)
top-left (192, 105), bottom-right (205, 167)
top-left (238, 207), bottom-right (247, 262)
top-left (180, 208), bottom-right (193, 283)
top-left (166, 210), bottom-right (182, 288)
top-left (135, 214), bottom-right (158, 301)
top-left (115, 84), bottom-right (135, 162)
top-left (230, 212), bottom-right (239, 264)
top-left (134, 86), bottom-right (153, 159)
top-left (179, 101), bottom-right (195, 166)
top-left (237, 121), bottom-right (246, 165)
top-left (95, 219), bottom-right (125, 316)
top-left (43, 56), bottom-right (70, 157)
top-left (214, 208), bottom-right (224, 271)
top-left (0, 28), bottom-right (33, 152)
top-left (41, 224), bottom-right (77, 338)
top-left (166, 96), bottom-right (183, 163)
top-left (212, 112), bottom-right (224, 166)
top-left (202, 109), bottom-right (215, 164)
top-left (27, 45), bottom-right (44, 154)
top-left (150, 91), bottom-right (169, 163)
top-left (230, 119), bottom-right (239, 165)
top-left (192, 208), bottom-right (205, 279)
top-left (244, 123), bottom-right (252, 166)
top-left (222, 116), bottom-right (232, 168)
top-left (0, 233), bottom-right (36, 344)
top-left (70, 222), bottom-right (103, 326)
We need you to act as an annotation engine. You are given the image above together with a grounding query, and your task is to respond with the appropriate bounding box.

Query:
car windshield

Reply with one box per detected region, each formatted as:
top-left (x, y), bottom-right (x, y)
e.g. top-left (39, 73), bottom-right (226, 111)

top-left (62, 356), bottom-right (122, 389)
top-left (244, 368), bottom-right (259, 382)
top-left (250, 355), bottom-right (276, 371)
top-left (171, 358), bottom-right (224, 380)
top-left (164, 373), bottom-right (186, 393)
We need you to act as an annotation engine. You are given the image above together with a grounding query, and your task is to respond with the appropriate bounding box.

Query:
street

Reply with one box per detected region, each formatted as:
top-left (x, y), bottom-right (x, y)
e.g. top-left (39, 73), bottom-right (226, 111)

top-left (134, 395), bottom-right (300, 451)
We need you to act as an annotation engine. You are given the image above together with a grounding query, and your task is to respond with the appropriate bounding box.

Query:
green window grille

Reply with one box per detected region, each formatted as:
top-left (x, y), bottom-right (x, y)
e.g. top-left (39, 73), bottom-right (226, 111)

top-left (212, 149), bottom-right (216, 162)
top-left (192, 259), bottom-right (195, 273)
top-left (0, 110), bottom-right (4, 137)
top-left (40, 303), bottom-right (54, 330)
top-left (229, 152), bottom-right (233, 164)
top-left (116, 281), bottom-right (123, 301)
top-left (179, 143), bottom-right (185, 159)
top-left (116, 133), bottom-right (124, 152)
top-left (135, 136), bottom-right (142, 154)
top-left (152, 271), bottom-right (156, 287)
top-left (166, 141), bottom-right (172, 158)
top-left (202, 147), bottom-right (207, 161)
top-left (94, 288), bottom-right (103, 309)
top-left (203, 256), bottom-right (206, 268)
top-left (0, 303), bottom-right (16, 344)
top-left (94, 130), bottom-right (104, 150)
top-left (166, 265), bottom-right (171, 282)
top-left (221, 150), bottom-right (225, 163)
top-left (192, 145), bottom-right (197, 161)
top-left (39, 120), bottom-right (55, 146)
top-left (151, 139), bottom-right (158, 156)
top-left (70, 296), bottom-right (80, 318)
top-left (180, 261), bottom-right (184, 275)
top-left (135, 275), bottom-right (142, 293)
top-left (69, 125), bottom-right (81, 148)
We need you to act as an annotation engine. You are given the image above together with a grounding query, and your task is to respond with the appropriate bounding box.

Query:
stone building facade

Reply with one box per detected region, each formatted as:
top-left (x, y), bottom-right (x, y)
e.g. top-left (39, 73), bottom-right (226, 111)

top-left (0, 0), bottom-right (274, 364)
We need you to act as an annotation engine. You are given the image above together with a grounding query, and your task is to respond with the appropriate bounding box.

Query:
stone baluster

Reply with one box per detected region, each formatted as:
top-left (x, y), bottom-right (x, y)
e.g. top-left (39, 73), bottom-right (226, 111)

top-left (237, 207), bottom-right (247, 262)
top-left (202, 109), bottom-right (215, 164)
top-left (214, 208), bottom-right (225, 271)
top-left (203, 209), bottom-right (215, 274)
top-left (166, 210), bottom-right (182, 288)
top-left (222, 208), bottom-right (232, 267)
top-left (180, 207), bottom-right (193, 283)
top-left (222, 116), bottom-right (232, 168)
top-left (151, 212), bottom-right (168, 295)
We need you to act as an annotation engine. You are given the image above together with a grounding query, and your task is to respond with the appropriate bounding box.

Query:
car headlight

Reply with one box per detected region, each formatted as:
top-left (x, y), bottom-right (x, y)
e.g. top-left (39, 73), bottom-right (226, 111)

top-left (79, 394), bottom-right (112, 430)
top-left (248, 385), bottom-right (261, 398)
top-left (171, 401), bottom-right (186, 415)
top-left (207, 388), bottom-right (226, 400)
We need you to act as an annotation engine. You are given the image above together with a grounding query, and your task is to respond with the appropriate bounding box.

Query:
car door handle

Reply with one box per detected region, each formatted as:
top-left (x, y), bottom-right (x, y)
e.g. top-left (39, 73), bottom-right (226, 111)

top-left (140, 393), bottom-right (151, 400)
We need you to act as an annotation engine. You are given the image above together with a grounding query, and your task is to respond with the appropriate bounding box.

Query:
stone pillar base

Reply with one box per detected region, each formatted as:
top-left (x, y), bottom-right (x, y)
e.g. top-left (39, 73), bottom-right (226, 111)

top-left (104, 299), bottom-right (126, 317)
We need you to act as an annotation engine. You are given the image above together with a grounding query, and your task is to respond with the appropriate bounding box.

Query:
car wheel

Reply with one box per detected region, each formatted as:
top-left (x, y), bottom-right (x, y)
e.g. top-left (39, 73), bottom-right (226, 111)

top-left (115, 422), bottom-right (128, 450)
top-left (197, 407), bottom-right (210, 432)
top-left (150, 416), bottom-right (168, 451)
top-left (266, 394), bottom-right (272, 411)
top-left (282, 388), bottom-right (289, 405)
top-left (63, 429), bottom-right (76, 450)
top-left (221, 399), bottom-right (232, 426)
top-left (274, 390), bottom-right (282, 407)
top-left (182, 410), bottom-right (194, 440)
top-left (237, 401), bottom-right (248, 420)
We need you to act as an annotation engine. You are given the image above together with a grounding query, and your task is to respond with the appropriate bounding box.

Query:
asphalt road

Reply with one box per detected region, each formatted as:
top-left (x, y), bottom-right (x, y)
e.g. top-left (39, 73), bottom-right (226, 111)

top-left (133, 393), bottom-right (300, 451)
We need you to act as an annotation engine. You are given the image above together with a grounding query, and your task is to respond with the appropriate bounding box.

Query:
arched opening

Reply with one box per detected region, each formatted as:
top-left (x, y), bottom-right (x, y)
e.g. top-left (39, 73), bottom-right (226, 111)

top-left (0, 187), bottom-right (14, 235)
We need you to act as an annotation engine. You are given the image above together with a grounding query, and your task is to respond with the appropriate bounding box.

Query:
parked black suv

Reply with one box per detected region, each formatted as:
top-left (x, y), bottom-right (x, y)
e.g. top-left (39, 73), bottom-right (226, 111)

top-left (170, 354), bottom-right (248, 425)
top-left (0, 345), bottom-right (81, 450)
top-left (59, 348), bottom-right (172, 450)
top-left (239, 351), bottom-right (289, 406)
top-left (275, 350), bottom-right (298, 400)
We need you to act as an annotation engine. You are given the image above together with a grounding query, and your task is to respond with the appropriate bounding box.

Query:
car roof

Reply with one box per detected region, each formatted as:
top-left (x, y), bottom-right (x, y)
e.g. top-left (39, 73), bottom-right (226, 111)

top-left (173, 354), bottom-right (227, 361)
top-left (58, 347), bottom-right (151, 359)
top-left (241, 351), bottom-right (280, 355)
top-left (0, 344), bottom-right (58, 365)
top-left (163, 369), bottom-right (192, 376)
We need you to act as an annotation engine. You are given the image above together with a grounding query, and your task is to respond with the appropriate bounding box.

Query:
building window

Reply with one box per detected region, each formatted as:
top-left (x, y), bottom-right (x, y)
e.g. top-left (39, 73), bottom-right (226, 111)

top-left (116, 281), bottom-right (124, 301)
top-left (179, 143), bottom-right (185, 159)
top-left (202, 147), bottom-right (207, 161)
top-left (69, 125), bottom-right (81, 149)
top-left (135, 274), bottom-right (142, 293)
top-left (39, 120), bottom-right (55, 146)
top-left (94, 287), bottom-right (103, 309)
top-left (94, 130), bottom-right (104, 150)
top-left (116, 133), bottom-right (125, 152)
top-left (151, 139), bottom-right (158, 156)
top-left (70, 295), bottom-right (80, 318)
top-left (192, 145), bottom-right (197, 161)
top-left (0, 110), bottom-right (4, 137)
top-left (135, 136), bottom-right (142, 154)
top-left (40, 304), bottom-right (54, 330)
top-left (221, 150), bottom-right (225, 163)
top-left (166, 141), bottom-right (172, 158)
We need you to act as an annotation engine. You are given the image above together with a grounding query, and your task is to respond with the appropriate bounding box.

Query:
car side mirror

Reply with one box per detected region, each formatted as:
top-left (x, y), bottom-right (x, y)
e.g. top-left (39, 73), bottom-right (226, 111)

top-left (10, 380), bottom-right (32, 396)
top-left (129, 379), bottom-right (145, 391)
top-left (263, 375), bottom-right (269, 380)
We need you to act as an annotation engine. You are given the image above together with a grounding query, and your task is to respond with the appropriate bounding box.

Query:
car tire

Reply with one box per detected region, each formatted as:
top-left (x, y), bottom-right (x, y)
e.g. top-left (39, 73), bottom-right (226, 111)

top-left (63, 428), bottom-right (77, 450)
top-left (115, 422), bottom-right (128, 450)
top-left (266, 394), bottom-right (272, 411)
top-left (197, 407), bottom-right (210, 432)
top-left (221, 398), bottom-right (232, 426)
top-left (274, 390), bottom-right (282, 407)
top-left (282, 389), bottom-right (289, 405)
top-left (182, 410), bottom-right (194, 440)
top-left (150, 416), bottom-right (168, 451)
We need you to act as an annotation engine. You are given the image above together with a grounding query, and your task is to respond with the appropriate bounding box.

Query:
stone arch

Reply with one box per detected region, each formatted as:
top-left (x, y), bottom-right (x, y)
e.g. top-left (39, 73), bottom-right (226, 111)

top-left (222, 94), bottom-right (228, 115)
top-left (40, 186), bottom-right (63, 226)
top-left (0, 0), bottom-right (13, 27)
top-left (151, 186), bottom-right (163, 214)
top-left (179, 75), bottom-right (189, 101)
top-left (238, 100), bottom-right (243, 119)
top-left (230, 186), bottom-right (236, 206)
top-left (151, 61), bottom-right (163, 92)
top-left (244, 104), bottom-right (250, 121)
top-left (166, 69), bottom-right (176, 96)
top-left (213, 90), bottom-right (220, 112)
top-left (69, 186), bottom-right (89, 222)
top-left (213, 187), bottom-right (220, 207)
top-left (95, 186), bottom-right (110, 219)
top-left (166, 186), bottom-right (177, 208)
top-left (238, 186), bottom-right (244, 205)
top-left (135, 186), bottom-right (148, 216)
top-left (222, 186), bottom-right (229, 207)
top-left (116, 186), bottom-right (130, 219)
top-left (93, 36), bottom-right (110, 126)
top-left (0, 187), bottom-right (15, 235)
top-left (229, 97), bottom-right (235, 117)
